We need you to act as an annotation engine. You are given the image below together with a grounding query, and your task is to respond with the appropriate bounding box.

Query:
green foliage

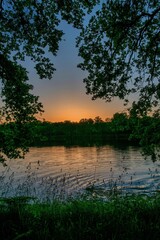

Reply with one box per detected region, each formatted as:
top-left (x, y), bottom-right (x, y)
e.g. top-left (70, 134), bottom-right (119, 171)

top-left (35, 116), bottom-right (160, 159)
top-left (77, 0), bottom-right (160, 115)
top-left (129, 115), bottom-right (160, 160)
top-left (0, 0), bottom-right (100, 161)
top-left (1, 195), bottom-right (160, 239)
top-left (1, 0), bottom-right (100, 80)
top-left (0, 122), bottom-right (35, 164)
top-left (27, 119), bottom-right (113, 146)
top-left (0, 114), bottom-right (159, 162)
top-left (111, 112), bottom-right (129, 133)
top-left (0, 55), bottom-right (43, 122)
top-left (1, 0), bottom-right (99, 79)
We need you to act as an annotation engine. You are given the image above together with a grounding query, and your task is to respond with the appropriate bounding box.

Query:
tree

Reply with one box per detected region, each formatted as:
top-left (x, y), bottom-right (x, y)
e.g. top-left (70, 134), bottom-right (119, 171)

top-left (77, 0), bottom-right (160, 116)
top-left (111, 112), bottom-right (129, 133)
top-left (128, 115), bottom-right (160, 161)
top-left (0, 0), bottom-right (100, 163)
top-left (94, 116), bottom-right (103, 123)
top-left (0, 56), bottom-right (43, 164)
top-left (79, 118), bottom-right (94, 124)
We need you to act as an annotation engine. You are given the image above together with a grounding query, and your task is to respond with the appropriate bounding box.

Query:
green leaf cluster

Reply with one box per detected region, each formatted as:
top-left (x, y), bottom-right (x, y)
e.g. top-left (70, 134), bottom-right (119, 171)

top-left (0, 0), bottom-right (99, 162)
top-left (77, 0), bottom-right (160, 115)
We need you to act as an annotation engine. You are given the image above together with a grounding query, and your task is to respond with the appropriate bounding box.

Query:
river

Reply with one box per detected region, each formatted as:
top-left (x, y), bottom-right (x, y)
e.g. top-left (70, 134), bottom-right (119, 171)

top-left (0, 145), bottom-right (160, 201)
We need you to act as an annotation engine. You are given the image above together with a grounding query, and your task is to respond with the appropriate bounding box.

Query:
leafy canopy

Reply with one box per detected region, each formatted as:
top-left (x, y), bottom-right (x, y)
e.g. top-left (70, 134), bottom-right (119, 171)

top-left (77, 0), bottom-right (160, 116)
top-left (0, 0), bottom-right (100, 163)
top-left (1, 0), bottom-right (100, 121)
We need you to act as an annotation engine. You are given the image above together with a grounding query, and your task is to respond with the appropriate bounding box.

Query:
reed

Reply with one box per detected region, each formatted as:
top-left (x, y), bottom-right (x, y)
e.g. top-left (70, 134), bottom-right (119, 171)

top-left (1, 160), bottom-right (159, 202)
top-left (1, 160), bottom-right (160, 239)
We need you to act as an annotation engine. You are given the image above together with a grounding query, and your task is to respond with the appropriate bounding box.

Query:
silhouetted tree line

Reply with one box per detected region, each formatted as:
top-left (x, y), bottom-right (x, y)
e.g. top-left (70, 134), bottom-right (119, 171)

top-left (1, 113), bottom-right (159, 158)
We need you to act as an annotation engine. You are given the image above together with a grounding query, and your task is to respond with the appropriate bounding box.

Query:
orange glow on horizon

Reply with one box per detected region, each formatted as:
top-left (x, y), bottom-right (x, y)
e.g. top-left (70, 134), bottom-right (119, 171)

top-left (37, 108), bottom-right (113, 123)
top-left (35, 96), bottom-right (126, 123)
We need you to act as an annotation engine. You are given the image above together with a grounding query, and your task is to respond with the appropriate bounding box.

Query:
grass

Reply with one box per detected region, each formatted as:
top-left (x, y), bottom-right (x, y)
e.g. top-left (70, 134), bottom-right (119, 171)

top-left (0, 194), bottom-right (160, 240)
top-left (1, 160), bottom-right (160, 239)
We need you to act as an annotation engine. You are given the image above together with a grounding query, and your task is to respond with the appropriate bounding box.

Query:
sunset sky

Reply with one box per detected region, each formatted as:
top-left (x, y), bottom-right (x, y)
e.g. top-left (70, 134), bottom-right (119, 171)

top-left (0, 2), bottom-right (131, 123)
top-left (25, 20), bottom-right (127, 123)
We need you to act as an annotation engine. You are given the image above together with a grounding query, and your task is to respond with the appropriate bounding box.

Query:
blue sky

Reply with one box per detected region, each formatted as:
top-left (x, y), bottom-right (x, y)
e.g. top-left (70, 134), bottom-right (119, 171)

top-left (0, 2), bottom-right (127, 122)
top-left (26, 20), bottom-right (126, 122)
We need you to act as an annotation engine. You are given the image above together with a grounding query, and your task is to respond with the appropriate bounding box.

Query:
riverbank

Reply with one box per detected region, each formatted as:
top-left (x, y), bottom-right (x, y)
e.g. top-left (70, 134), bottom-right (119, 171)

top-left (1, 194), bottom-right (160, 240)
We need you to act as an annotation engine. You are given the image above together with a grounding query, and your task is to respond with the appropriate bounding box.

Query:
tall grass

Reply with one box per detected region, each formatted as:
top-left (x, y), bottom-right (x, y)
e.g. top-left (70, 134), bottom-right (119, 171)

top-left (0, 194), bottom-right (160, 240)
top-left (1, 161), bottom-right (160, 239)
top-left (1, 160), bottom-right (160, 203)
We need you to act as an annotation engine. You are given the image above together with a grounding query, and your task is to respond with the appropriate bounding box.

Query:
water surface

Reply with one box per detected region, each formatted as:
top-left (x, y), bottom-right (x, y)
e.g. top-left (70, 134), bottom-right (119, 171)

top-left (0, 145), bottom-right (160, 200)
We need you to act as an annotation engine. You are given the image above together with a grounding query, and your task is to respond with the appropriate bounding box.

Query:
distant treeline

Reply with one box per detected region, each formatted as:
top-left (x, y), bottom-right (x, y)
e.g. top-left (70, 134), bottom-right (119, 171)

top-left (1, 113), bottom-right (159, 149)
